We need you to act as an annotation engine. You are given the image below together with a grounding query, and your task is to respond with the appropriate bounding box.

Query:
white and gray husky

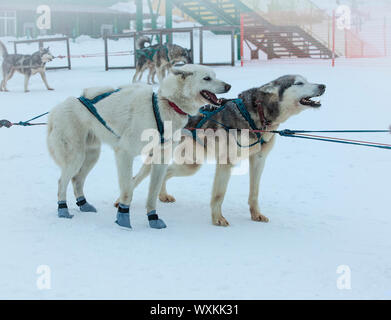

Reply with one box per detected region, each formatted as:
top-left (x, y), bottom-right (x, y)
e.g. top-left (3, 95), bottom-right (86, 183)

top-left (47, 64), bottom-right (231, 230)
top-left (0, 40), bottom-right (54, 92)
top-left (132, 36), bottom-right (192, 84)
top-left (128, 75), bottom-right (326, 226)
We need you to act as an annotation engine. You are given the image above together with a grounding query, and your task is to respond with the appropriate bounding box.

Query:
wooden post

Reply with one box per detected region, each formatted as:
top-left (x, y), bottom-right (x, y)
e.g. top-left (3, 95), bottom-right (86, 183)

top-left (231, 29), bottom-right (235, 66)
top-left (190, 29), bottom-right (194, 63)
top-left (240, 13), bottom-right (244, 67)
top-left (133, 34), bottom-right (137, 68)
top-left (66, 38), bottom-right (71, 70)
top-left (199, 28), bottom-right (203, 65)
top-left (332, 10), bottom-right (336, 67)
top-left (104, 37), bottom-right (108, 71)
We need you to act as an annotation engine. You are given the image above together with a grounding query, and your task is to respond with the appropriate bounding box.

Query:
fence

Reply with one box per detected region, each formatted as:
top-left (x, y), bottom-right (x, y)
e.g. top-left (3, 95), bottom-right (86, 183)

top-left (11, 37), bottom-right (71, 70)
top-left (104, 26), bottom-right (237, 70)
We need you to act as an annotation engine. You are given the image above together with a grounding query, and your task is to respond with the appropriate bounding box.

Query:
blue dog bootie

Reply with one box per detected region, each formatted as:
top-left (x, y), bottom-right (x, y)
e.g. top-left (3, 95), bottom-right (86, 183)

top-left (76, 196), bottom-right (97, 213)
top-left (58, 201), bottom-right (73, 219)
top-left (115, 204), bottom-right (131, 229)
top-left (147, 210), bottom-right (167, 229)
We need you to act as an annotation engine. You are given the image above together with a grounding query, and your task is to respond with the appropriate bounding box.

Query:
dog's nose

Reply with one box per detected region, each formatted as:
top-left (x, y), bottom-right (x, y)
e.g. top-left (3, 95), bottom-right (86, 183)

top-left (224, 83), bottom-right (231, 92)
top-left (319, 84), bottom-right (326, 91)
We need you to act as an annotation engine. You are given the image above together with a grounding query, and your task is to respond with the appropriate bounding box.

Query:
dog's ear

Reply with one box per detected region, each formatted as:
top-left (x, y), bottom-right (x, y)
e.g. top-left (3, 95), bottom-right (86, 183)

top-left (171, 67), bottom-right (193, 80)
top-left (257, 86), bottom-right (280, 121)
top-left (259, 83), bottom-right (275, 94)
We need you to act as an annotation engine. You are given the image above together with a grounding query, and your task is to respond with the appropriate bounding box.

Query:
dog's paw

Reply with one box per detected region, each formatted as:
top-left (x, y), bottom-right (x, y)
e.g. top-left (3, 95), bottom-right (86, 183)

top-left (147, 210), bottom-right (167, 229)
top-left (79, 203), bottom-right (97, 213)
top-left (159, 194), bottom-right (176, 203)
top-left (250, 209), bottom-right (269, 223)
top-left (58, 208), bottom-right (73, 219)
top-left (48, 88), bottom-right (54, 91)
top-left (213, 216), bottom-right (230, 227)
top-left (115, 213), bottom-right (131, 229)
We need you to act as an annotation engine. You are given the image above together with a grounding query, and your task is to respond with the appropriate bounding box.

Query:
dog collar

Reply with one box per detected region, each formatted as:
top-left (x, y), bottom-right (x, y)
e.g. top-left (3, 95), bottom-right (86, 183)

top-left (167, 100), bottom-right (188, 116)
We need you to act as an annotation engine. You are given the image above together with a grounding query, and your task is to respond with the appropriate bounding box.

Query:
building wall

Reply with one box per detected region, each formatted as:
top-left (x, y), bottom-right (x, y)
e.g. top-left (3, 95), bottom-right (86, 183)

top-left (1, 8), bottom-right (132, 38)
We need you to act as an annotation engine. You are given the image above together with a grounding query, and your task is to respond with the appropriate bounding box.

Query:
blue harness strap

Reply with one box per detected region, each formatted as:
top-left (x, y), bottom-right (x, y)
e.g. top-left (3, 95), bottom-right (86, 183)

top-left (191, 99), bottom-right (266, 148)
top-left (136, 47), bottom-right (157, 61)
top-left (78, 89), bottom-right (121, 138)
top-left (136, 44), bottom-right (170, 63)
top-left (152, 92), bottom-right (165, 144)
top-left (233, 98), bottom-right (265, 145)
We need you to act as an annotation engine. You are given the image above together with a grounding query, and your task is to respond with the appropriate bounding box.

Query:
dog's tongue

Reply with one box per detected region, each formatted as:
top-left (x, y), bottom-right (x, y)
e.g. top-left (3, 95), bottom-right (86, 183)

top-left (201, 90), bottom-right (224, 106)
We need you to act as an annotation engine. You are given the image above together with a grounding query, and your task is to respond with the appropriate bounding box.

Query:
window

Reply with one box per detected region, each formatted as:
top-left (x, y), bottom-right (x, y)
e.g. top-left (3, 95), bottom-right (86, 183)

top-left (0, 11), bottom-right (16, 36)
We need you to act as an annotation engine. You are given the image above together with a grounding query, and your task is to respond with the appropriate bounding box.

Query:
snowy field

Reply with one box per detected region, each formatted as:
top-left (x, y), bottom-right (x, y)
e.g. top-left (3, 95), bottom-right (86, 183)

top-left (0, 36), bottom-right (390, 300)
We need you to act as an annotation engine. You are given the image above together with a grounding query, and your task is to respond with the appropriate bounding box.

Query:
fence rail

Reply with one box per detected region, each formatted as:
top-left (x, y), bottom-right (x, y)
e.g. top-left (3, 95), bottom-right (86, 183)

top-left (10, 37), bottom-right (71, 70)
top-left (104, 26), bottom-right (237, 70)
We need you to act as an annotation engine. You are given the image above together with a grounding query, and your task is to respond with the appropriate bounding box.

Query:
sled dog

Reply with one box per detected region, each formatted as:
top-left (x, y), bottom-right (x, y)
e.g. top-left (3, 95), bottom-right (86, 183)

top-left (0, 40), bottom-right (54, 92)
top-left (130, 75), bottom-right (326, 226)
top-left (132, 36), bottom-right (192, 84)
top-left (47, 64), bottom-right (231, 229)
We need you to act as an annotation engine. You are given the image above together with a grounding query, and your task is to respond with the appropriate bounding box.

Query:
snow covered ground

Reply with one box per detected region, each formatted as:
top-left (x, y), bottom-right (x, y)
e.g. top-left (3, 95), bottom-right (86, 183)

top-left (0, 36), bottom-right (390, 300)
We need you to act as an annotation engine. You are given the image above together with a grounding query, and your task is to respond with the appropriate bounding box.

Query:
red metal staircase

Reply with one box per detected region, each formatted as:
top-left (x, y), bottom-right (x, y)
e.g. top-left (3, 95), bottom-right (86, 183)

top-left (169, 0), bottom-right (335, 59)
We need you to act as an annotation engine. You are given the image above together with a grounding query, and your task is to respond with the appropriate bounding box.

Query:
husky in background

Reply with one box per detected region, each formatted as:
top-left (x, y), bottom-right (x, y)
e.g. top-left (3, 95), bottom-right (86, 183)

top-left (132, 36), bottom-right (192, 84)
top-left (0, 40), bottom-right (54, 92)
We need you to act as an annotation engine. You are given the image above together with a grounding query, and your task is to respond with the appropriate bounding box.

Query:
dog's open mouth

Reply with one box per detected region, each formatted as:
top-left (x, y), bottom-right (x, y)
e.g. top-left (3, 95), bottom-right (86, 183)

top-left (300, 97), bottom-right (321, 107)
top-left (200, 90), bottom-right (224, 106)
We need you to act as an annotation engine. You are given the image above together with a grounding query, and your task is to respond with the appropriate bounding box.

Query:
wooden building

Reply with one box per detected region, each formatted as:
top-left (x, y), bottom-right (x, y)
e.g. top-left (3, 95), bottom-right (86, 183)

top-left (0, 2), bottom-right (150, 38)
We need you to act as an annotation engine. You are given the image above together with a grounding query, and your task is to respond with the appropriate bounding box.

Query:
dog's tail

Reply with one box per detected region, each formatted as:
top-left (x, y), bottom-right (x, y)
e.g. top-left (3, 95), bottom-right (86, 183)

top-left (136, 36), bottom-right (151, 49)
top-left (0, 40), bottom-right (8, 59)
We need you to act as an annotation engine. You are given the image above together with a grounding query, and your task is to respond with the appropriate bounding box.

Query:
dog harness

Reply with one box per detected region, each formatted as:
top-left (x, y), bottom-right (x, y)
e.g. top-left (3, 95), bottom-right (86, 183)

top-left (136, 44), bottom-right (170, 63)
top-left (78, 89), bottom-right (121, 138)
top-left (78, 89), bottom-right (186, 144)
top-left (152, 92), bottom-right (188, 144)
top-left (190, 99), bottom-right (266, 148)
top-left (152, 92), bottom-right (165, 144)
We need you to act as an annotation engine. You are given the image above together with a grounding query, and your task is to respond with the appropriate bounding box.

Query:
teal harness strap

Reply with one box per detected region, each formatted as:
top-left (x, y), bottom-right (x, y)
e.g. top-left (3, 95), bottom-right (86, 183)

top-left (136, 44), bottom-right (169, 62)
top-left (78, 89), bottom-right (121, 138)
top-left (152, 92), bottom-right (165, 144)
top-left (136, 47), bottom-right (158, 61)
top-left (233, 99), bottom-right (265, 146)
top-left (193, 104), bottom-right (229, 134)
top-left (191, 99), bottom-right (266, 148)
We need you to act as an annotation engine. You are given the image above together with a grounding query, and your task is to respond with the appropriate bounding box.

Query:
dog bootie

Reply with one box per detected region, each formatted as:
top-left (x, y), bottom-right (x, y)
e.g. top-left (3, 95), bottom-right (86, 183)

top-left (58, 201), bottom-right (73, 219)
top-left (147, 210), bottom-right (167, 229)
top-left (115, 204), bottom-right (131, 229)
top-left (76, 196), bottom-right (97, 213)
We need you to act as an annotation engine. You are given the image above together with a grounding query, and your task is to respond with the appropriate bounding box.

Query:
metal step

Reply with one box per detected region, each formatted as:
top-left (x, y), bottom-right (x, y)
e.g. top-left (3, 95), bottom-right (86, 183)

top-left (170, 0), bottom-right (335, 59)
